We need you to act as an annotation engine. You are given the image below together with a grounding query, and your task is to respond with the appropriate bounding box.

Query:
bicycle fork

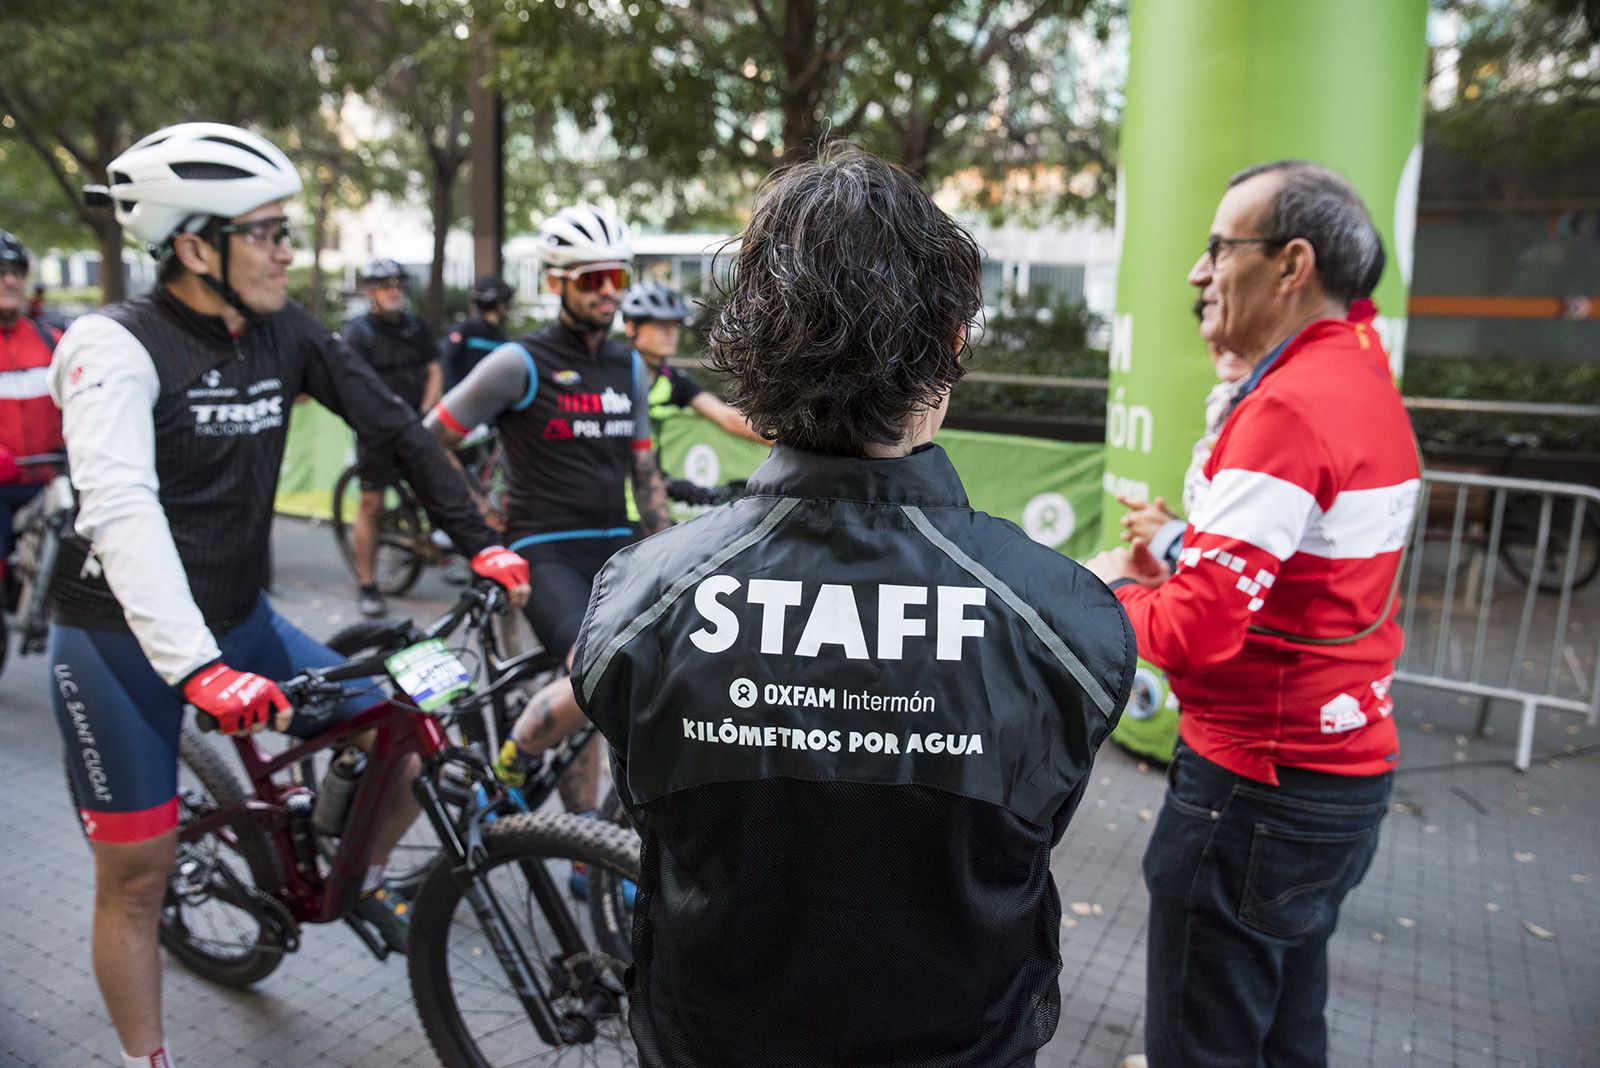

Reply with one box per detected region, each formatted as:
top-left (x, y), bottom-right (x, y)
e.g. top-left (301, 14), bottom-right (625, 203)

top-left (415, 772), bottom-right (578, 1046)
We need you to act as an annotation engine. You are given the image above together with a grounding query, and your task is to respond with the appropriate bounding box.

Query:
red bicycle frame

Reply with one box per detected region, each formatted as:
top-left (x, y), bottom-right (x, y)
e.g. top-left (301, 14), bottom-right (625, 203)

top-left (178, 699), bottom-right (451, 925)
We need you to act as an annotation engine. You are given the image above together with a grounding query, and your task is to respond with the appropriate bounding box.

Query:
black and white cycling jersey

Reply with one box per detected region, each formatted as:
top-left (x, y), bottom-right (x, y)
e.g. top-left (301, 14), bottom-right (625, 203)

top-left (47, 288), bottom-right (492, 684)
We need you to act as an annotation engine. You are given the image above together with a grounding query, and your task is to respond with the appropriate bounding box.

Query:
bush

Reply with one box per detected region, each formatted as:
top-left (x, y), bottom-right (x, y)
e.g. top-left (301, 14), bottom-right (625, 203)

top-left (955, 296), bottom-right (1109, 425)
top-left (1403, 355), bottom-right (1600, 453)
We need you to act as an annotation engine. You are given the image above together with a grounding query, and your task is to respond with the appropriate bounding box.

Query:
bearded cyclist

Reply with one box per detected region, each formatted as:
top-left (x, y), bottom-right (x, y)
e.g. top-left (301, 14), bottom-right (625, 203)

top-left (49, 122), bottom-right (530, 1068)
top-left (425, 203), bottom-right (670, 833)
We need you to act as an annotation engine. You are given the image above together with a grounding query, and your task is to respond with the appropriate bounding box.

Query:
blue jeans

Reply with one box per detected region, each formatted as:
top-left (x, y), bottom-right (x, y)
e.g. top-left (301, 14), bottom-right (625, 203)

top-left (0, 482), bottom-right (42, 560)
top-left (1141, 745), bottom-right (1391, 1068)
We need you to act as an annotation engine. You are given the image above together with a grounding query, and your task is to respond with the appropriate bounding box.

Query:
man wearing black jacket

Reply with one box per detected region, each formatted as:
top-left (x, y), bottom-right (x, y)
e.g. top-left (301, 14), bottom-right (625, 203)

top-left (344, 257), bottom-right (442, 617)
top-left (49, 122), bottom-right (529, 1068)
top-left (572, 144), bottom-right (1136, 1068)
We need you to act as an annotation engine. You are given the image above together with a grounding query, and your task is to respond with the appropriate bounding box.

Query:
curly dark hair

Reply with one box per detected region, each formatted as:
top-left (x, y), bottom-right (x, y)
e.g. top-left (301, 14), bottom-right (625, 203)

top-left (708, 144), bottom-right (982, 455)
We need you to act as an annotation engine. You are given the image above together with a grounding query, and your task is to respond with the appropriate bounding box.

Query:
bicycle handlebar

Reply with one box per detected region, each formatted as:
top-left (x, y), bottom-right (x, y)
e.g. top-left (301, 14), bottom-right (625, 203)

top-left (192, 580), bottom-right (512, 734)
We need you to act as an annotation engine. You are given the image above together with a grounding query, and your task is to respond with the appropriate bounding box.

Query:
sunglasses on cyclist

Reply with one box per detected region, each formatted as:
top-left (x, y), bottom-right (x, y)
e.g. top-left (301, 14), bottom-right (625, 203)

top-left (0, 265), bottom-right (26, 280)
top-left (365, 277), bottom-right (409, 291)
top-left (553, 264), bottom-right (631, 293)
top-left (219, 216), bottom-right (294, 248)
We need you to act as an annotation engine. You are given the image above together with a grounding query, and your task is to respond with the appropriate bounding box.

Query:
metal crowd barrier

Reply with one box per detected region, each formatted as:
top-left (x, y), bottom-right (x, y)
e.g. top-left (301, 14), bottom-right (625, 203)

top-left (1395, 470), bottom-right (1600, 770)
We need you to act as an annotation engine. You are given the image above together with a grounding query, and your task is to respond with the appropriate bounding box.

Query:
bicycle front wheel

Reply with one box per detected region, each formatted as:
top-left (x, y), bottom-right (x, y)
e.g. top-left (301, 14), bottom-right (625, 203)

top-left (409, 812), bottom-right (642, 1067)
top-left (331, 466), bottom-right (425, 597)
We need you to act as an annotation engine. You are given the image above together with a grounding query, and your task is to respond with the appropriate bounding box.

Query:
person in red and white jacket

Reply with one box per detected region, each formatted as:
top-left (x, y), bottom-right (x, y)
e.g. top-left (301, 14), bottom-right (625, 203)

top-left (0, 229), bottom-right (63, 583)
top-left (1088, 161), bottom-right (1418, 1068)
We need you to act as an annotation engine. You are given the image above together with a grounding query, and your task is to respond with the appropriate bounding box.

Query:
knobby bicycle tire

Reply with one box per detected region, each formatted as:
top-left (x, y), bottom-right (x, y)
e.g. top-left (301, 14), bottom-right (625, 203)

top-left (408, 812), bottom-right (643, 1068)
top-left (160, 725), bottom-right (287, 988)
top-left (331, 464), bottom-right (426, 597)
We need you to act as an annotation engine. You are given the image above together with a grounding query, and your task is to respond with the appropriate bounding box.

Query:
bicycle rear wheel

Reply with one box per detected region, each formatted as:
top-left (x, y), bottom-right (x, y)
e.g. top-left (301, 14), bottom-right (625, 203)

top-left (160, 725), bottom-right (289, 988)
top-left (331, 465), bottom-right (426, 597)
top-left (408, 812), bottom-right (642, 1067)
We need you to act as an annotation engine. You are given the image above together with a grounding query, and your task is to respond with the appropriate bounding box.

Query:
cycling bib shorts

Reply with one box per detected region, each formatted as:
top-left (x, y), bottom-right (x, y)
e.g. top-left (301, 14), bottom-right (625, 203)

top-left (52, 594), bottom-right (380, 843)
top-left (517, 535), bottom-right (634, 656)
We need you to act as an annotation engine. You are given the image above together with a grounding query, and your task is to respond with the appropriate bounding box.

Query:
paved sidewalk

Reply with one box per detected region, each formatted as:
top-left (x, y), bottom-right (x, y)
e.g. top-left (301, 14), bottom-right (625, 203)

top-left (1, 516), bottom-right (1596, 1067)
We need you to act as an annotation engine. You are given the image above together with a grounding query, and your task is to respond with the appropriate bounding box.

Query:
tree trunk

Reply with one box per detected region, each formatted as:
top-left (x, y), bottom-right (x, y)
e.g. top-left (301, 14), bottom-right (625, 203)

top-left (93, 215), bottom-right (127, 305)
top-left (425, 152), bottom-right (459, 333)
top-left (308, 183), bottom-right (331, 322)
top-left (90, 107), bottom-right (127, 304)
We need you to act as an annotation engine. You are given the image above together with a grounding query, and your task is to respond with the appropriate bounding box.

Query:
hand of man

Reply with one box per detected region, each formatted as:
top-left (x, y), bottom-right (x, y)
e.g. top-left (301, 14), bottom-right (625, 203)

top-left (1084, 538), bottom-right (1171, 589)
top-left (182, 661), bottom-right (291, 734)
top-left (471, 545), bottom-right (532, 608)
top-left (1117, 494), bottom-right (1178, 543)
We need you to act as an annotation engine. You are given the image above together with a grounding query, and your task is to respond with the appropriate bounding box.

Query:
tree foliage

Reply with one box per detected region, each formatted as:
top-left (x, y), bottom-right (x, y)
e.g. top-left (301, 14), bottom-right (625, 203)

top-left (0, 0), bottom-right (327, 301)
top-left (1429, 0), bottom-right (1600, 170)
top-left (492, 0), bottom-right (1125, 226)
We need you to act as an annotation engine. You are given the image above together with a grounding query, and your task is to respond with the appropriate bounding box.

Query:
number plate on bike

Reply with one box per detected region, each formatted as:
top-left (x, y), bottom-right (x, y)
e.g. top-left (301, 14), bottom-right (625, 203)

top-left (384, 639), bottom-right (474, 711)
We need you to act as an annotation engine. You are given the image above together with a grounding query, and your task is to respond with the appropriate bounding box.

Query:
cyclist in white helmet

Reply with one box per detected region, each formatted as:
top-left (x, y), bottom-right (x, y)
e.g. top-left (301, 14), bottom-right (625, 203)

top-left (426, 203), bottom-right (670, 845)
top-left (49, 122), bottom-right (530, 1068)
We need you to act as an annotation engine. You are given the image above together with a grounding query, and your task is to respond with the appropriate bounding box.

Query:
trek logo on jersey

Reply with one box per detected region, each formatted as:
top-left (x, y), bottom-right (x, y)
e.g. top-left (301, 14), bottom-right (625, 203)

top-left (557, 387), bottom-right (633, 415)
top-left (191, 395), bottom-right (284, 436)
top-left (689, 576), bottom-right (987, 661)
top-left (553, 369), bottom-right (582, 385)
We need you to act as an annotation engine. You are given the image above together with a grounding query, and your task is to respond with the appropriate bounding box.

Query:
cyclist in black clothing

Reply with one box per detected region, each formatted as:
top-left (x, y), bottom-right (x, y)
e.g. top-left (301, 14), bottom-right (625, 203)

top-left (571, 145), bottom-right (1135, 1067)
top-left (344, 257), bottom-right (443, 617)
top-left (440, 274), bottom-right (514, 390)
top-left (426, 203), bottom-right (671, 825)
top-left (49, 122), bottom-right (530, 1068)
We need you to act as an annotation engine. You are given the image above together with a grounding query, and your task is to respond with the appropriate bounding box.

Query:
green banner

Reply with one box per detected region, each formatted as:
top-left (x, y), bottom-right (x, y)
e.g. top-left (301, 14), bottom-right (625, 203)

top-left (276, 398), bottom-right (354, 520)
top-left (657, 411), bottom-right (1106, 559)
top-left (1104, 0), bottom-right (1429, 761)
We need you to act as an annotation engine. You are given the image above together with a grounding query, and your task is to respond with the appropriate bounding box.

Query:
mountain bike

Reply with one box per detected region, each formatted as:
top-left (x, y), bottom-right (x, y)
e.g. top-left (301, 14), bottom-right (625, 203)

top-left (330, 432), bottom-right (506, 597)
top-left (1, 452), bottom-right (72, 679)
top-left (156, 583), bottom-right (640, 1065)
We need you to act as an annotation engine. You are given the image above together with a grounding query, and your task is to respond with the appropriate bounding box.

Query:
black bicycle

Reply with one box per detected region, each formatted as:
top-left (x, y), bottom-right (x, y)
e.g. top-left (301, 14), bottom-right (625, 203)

top-left (330, 434), bottom-right (507, 597)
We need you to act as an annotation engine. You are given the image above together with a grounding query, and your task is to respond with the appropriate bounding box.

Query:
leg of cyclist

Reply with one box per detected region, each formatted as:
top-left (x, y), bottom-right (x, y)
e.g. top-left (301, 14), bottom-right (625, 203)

top-left (351, 442), bottom-right (395, 618)
top-left (91, 834), bottom-right (176, 1061)
top-left (254, 599), bottom-right (420, 947)
top-left (495, 536), bottom-right (628, 816)
top-left (52, 624), bottom-right (190, 1065)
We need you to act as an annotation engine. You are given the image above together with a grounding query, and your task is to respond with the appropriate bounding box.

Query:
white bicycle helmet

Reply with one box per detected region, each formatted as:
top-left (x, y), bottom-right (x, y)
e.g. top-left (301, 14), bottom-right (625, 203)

top-left (99, 122), bottom-right (302, 252)
top-left (536, 204), bottom-right (632, 269)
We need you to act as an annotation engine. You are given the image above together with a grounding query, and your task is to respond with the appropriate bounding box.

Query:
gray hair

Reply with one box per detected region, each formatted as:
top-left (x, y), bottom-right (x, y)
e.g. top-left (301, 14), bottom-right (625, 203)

top-left (1228, 160), bottom-right (1385, 306)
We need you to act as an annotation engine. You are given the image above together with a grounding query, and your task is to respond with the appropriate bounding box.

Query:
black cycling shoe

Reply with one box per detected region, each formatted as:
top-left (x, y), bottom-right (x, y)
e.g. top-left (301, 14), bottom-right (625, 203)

top-left (358, 586), bottom-right (387, 618)
top-left (353, 886), bottom-right (410, 954)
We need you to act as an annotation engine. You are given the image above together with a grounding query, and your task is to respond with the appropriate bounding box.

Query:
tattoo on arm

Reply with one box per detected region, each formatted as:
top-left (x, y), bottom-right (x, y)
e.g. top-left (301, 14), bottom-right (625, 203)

top-left (557, 735), bottom-right (601, 813)
top-left (631, 450), bottom-right (673, 534)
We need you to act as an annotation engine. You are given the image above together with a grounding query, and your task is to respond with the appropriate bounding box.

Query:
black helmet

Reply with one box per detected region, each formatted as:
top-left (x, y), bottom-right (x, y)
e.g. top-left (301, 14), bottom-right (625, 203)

top-left (470, 275), bottom-right (515, 307)
top-left (0, 231), bottom-right (28, 271)
top-left (620, 282), bottom-right (690, 324)
top-left (361, 257), bottom-right (408, 284)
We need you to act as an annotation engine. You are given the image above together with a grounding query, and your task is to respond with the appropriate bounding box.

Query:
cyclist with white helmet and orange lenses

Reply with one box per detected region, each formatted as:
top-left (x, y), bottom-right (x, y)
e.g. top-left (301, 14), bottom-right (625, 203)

top-left (425, 203), bottom-right (669, 841)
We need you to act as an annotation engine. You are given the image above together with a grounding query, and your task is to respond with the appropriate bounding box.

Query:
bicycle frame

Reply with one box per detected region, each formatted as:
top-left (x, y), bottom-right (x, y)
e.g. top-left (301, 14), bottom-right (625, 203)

top-left (182, 699), bottom-right (451, 923)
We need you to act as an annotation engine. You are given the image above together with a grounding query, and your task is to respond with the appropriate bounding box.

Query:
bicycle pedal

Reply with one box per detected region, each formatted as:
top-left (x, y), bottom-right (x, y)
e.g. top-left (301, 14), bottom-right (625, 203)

top-left (343, 912), bottom-right (395, 962)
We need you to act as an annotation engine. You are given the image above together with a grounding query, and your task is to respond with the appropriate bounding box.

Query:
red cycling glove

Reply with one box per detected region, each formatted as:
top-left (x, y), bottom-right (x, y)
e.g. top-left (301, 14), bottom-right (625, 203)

top-left (182, 661), bottom-right (290, 734)
top-left (471, 545), bottom-right (530, 590)
top-left (0, 447), bottom-right (17, 484)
